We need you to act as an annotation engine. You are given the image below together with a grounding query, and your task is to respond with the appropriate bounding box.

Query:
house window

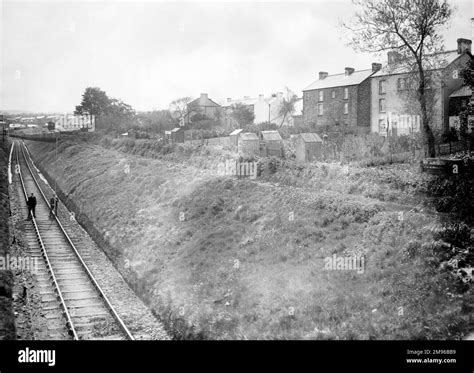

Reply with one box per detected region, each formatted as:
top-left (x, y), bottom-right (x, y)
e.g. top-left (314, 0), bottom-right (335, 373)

top-left (331, 90), bottom-right (335, 99)
top-left (379, 80), bottom-right (386, 94)
top-left (379, 98), bottom-right (386, 113)
top-left (318, 103), bottom-right (323, 116)
top-left (344, 102), bottom-right (348, 114)
top-left (397, 78), bottom-right (406, 91)
top-left (318, 91), bottom-right (324, 102)
top-left (344, 88), bottom-right (349, 100)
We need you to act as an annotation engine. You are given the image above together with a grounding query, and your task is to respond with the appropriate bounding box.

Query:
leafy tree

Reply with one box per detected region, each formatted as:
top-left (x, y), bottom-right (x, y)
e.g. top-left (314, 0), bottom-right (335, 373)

top-left (343, 0), bottom-right (454, 157)
top-left (107, 98), bottom-right (135, 117)
top-left (74, 87), bottom-right (136, 132)
top-left (74, 87), bottom-right (111, 123)
top-left (230, 103), bottom-right (255, 127)
top-left (136, 110), bottom-right (174, 133)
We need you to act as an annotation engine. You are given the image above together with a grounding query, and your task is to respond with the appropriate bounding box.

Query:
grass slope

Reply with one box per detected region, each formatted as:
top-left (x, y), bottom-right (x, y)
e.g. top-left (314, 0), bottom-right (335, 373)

top-left (25, 139), bottom-right (471, 339)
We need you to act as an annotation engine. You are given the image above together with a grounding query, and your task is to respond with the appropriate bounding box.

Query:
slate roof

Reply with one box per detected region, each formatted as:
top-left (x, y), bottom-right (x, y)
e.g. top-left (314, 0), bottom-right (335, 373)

top-left (299, 133), bottom-right (323, 143)
top-left (303, 69), bottom-right (374, 91)
top-left (229, 129), bottom-right (243, 136)
top-left (372, 50), bottom-right (466, 77)
top-left (261, 130), bottom-right (282, 141)
top-left (239, 132), bottom-right (259, 141)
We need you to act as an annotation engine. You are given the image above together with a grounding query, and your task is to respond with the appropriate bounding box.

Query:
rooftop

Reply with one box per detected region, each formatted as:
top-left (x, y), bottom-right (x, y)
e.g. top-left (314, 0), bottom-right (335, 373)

top-left (229, 128), bottom-right (243, 136)
top-left (450, 86), bottom-right (472, 98)
top-left (372, 50), bottom-right (466, 77)
top-left (222, 97), bottom-right (259, 107)
top-left (299, 132), bottom-right (323, 143)
top-left (303, 69), bottom-right (374, 91)
top-left (239, 132), bottom-right (259, 141)
top-left (261, 130), bottom-right (282, 141)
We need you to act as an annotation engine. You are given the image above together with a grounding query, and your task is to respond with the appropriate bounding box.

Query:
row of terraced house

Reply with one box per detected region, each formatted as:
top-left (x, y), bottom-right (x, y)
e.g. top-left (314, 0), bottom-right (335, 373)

top-left (302, 38), bottom-right (473, 137)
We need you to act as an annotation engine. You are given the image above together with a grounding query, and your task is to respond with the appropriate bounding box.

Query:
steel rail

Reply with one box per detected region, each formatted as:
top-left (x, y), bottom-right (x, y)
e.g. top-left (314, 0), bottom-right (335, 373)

top-left (15, 141), bottom-right (79, 340)
top-left (18, 140), bottom-right (135, 340)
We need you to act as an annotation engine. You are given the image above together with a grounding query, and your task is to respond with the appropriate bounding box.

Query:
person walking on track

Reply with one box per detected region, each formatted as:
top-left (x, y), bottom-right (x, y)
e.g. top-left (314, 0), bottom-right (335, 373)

top-left (49, 196), bottom-right (56, 218)
top-left (27, 193), bottom-right (37, 220)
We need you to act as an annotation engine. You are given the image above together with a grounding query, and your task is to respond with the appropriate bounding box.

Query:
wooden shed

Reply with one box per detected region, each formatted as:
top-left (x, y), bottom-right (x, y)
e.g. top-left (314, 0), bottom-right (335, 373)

top-left (260, 130), bottom-right (283, 157)
top-left (170, 127), bottom-right (184, 143)
top-left (238, 132), bottom-right (260, 156)
top-left (296, 132), bottom-right (323, 162)
top-left (229, 128), bottom-right (243, 147)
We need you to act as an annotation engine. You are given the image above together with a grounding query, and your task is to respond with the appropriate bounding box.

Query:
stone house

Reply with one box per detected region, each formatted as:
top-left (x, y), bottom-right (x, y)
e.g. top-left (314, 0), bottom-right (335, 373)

top-left (370, 38), bottom-right (472, 136)
top-left (302, 64), bottom-right (381, 131)
top-left (187, 93), bottom-right (221, 123)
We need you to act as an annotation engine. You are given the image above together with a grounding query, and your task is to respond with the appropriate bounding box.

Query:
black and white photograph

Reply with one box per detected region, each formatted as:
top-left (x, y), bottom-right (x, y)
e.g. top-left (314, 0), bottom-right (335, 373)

top-left (0, 0), bottom-right (473, 370)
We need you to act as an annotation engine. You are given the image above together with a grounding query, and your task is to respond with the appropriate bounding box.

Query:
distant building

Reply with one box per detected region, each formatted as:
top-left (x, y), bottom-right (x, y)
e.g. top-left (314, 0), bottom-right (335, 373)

top-left (238, 132), bottom-right (260, 156)
top-left (187, 93), bottom-right (221, 122)
top-left (303, 64), bottom-right (380, 132)
top-left (370, 38), bottom-right (472, 136)
top-left (222, 96), bottom-right (258, 127)
top-left (295, 133), bottom-right (323, 163)
top-left (254, 92), bottom-right (287, 126)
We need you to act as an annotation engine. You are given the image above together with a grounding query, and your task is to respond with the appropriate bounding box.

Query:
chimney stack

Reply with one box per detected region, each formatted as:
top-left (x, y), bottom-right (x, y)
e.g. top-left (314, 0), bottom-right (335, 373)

top-left (387, 51), bottom-right (403, 65)
top-left (372, 63), bottom-right (382, 72)
top-left (345, 67), bottom-right (355, 76)
top-left (200, 93), bottom-right (208, 100)
top-left (319, 72), bottom-right (328, 80)
top-left (259, 94), bottom-right (264, 100)
top-left (457, 38), bottom-right (472, 54)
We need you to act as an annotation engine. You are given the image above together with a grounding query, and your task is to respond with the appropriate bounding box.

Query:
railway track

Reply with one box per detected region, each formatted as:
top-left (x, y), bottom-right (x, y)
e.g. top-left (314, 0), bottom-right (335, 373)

top-left (13, 140), bottom-right (135, 340)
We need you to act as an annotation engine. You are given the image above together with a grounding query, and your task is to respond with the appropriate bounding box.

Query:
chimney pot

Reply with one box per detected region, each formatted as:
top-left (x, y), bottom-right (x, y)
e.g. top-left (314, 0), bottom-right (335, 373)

top-left (345, 67), bottom-right (355, 76)
top-left (371, 63), bottom-right (382, 72)
top-left (457, 38), bottom-right (472, 54)
top-left (319, 72), bottom-right (328, 80)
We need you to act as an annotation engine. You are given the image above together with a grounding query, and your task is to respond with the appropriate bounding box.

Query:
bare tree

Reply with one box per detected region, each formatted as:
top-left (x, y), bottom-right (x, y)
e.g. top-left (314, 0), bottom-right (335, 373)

top-left (278, 87), bottom-right (299, 127)
top-left (343, 0), bottom-right (454, 157)
top-left (169, 97), bottom-right (192, 121)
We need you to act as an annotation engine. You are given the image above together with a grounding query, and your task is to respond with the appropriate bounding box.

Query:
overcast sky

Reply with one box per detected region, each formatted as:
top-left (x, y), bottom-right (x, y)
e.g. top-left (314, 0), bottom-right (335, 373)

top-left (1, 0), bottom-right (472, 113)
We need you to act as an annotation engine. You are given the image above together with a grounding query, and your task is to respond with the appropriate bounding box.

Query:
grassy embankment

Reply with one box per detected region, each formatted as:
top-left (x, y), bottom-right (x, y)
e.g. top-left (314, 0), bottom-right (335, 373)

top-left (24, 137), bottom-right (472, 339)
top-left (0, 140), bottom-right (16, 339)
